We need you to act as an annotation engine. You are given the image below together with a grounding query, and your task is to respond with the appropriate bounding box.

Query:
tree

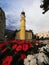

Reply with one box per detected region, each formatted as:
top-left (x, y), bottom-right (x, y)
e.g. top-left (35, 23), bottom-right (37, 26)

top-left (40, 0), bottom-right (49, 14)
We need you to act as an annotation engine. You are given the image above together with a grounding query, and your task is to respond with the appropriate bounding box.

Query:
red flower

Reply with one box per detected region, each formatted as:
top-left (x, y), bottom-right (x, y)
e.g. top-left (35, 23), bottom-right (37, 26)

top-left (20, 54), bottom-right (26, 60)
top-left (23, 44), bottom-right (29, 51)
top-left (16, 45), bottom-right (22, 52)
top-left (2, 56), bottom-right (13, 65)
top-left (29, 43), bottom-right (32, 48)
top-left (12, 44), bottom-right (17, 49)
top-left (17, 40), bottom-right (25, 45)
top-left (0, 44), bottom-right (5, 50)
top-left (10, 40), bottom-right (17, 43)
top-left (1, 48), bottom-right (7, 53)
top-left (9, 40), bottom-right (17, 44)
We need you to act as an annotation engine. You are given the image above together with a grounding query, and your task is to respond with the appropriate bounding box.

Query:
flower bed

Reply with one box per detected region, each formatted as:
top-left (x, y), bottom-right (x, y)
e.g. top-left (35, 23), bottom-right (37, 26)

top-left (0, 40), bottom-right (40, 65)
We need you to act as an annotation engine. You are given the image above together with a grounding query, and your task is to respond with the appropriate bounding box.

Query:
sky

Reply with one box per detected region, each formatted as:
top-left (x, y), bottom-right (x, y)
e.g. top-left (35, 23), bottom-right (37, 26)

top-left (0, 0), bottom-right (49, 34)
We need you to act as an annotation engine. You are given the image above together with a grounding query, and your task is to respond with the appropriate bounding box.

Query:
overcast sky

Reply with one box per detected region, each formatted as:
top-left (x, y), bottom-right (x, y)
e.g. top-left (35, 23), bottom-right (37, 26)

top-left (0, 0), bottom-right (49, 33)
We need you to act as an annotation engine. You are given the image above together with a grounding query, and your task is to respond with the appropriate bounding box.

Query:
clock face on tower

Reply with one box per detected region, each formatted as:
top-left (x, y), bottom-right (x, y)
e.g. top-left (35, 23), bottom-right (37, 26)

top-left (21, 11), bottom-right (25, 20)
top-left (21, 14), bottom-right (25, 18)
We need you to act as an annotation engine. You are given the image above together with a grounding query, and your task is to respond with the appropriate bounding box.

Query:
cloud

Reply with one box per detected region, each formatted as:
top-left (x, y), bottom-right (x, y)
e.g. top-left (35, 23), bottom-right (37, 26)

top-left (6, 14), bottom-right (20, 30)
top-left (0, 0), bottom-right (49, 33)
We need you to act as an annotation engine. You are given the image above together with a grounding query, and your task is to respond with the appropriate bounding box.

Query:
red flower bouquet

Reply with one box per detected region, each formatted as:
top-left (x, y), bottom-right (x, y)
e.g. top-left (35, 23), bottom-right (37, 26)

top-left (2, 56), bottom-right (13, 65)
top-left (22, 44), bottom-right (29, 51)
top-left (16, 45), bottom-right (22, 52)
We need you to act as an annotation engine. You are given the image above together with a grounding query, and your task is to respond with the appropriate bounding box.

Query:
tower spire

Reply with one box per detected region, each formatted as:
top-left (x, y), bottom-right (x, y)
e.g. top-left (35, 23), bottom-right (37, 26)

top-left (20, 11), bottom-right (26, 40)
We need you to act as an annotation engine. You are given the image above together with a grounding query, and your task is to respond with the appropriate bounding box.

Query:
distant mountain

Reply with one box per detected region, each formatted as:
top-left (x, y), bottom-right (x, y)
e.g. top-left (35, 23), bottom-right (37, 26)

top-left (5, 29), bottom-right (14, 34)
top-left (5, 29), bottom-right (15, 40)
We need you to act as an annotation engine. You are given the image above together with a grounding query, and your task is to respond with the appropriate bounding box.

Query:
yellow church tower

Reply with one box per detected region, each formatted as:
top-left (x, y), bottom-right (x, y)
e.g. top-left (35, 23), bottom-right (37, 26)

top-left (20, 11), bottom-right (26, 40)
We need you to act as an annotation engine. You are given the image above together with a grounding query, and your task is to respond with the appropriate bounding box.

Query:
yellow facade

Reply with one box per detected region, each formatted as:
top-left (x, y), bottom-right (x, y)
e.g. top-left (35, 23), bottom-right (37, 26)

top-left (25, 31), bottom-right (32, 41)
top-left (15, 30), bottom-right (33, 41)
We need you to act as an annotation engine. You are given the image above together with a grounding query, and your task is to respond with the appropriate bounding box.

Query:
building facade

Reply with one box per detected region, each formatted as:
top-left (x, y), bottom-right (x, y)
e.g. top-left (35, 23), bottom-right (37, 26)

top-left (0, 8), bottom-right (6, 41)
top-left (15, 11), bottom-right (33, 41)
top-left (37, 31), bottom-right (49, 38)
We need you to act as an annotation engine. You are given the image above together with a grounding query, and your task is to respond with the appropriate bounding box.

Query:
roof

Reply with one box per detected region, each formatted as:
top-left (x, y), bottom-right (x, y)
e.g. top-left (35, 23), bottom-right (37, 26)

top-left (15, 29), bottom-right (32, 32)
